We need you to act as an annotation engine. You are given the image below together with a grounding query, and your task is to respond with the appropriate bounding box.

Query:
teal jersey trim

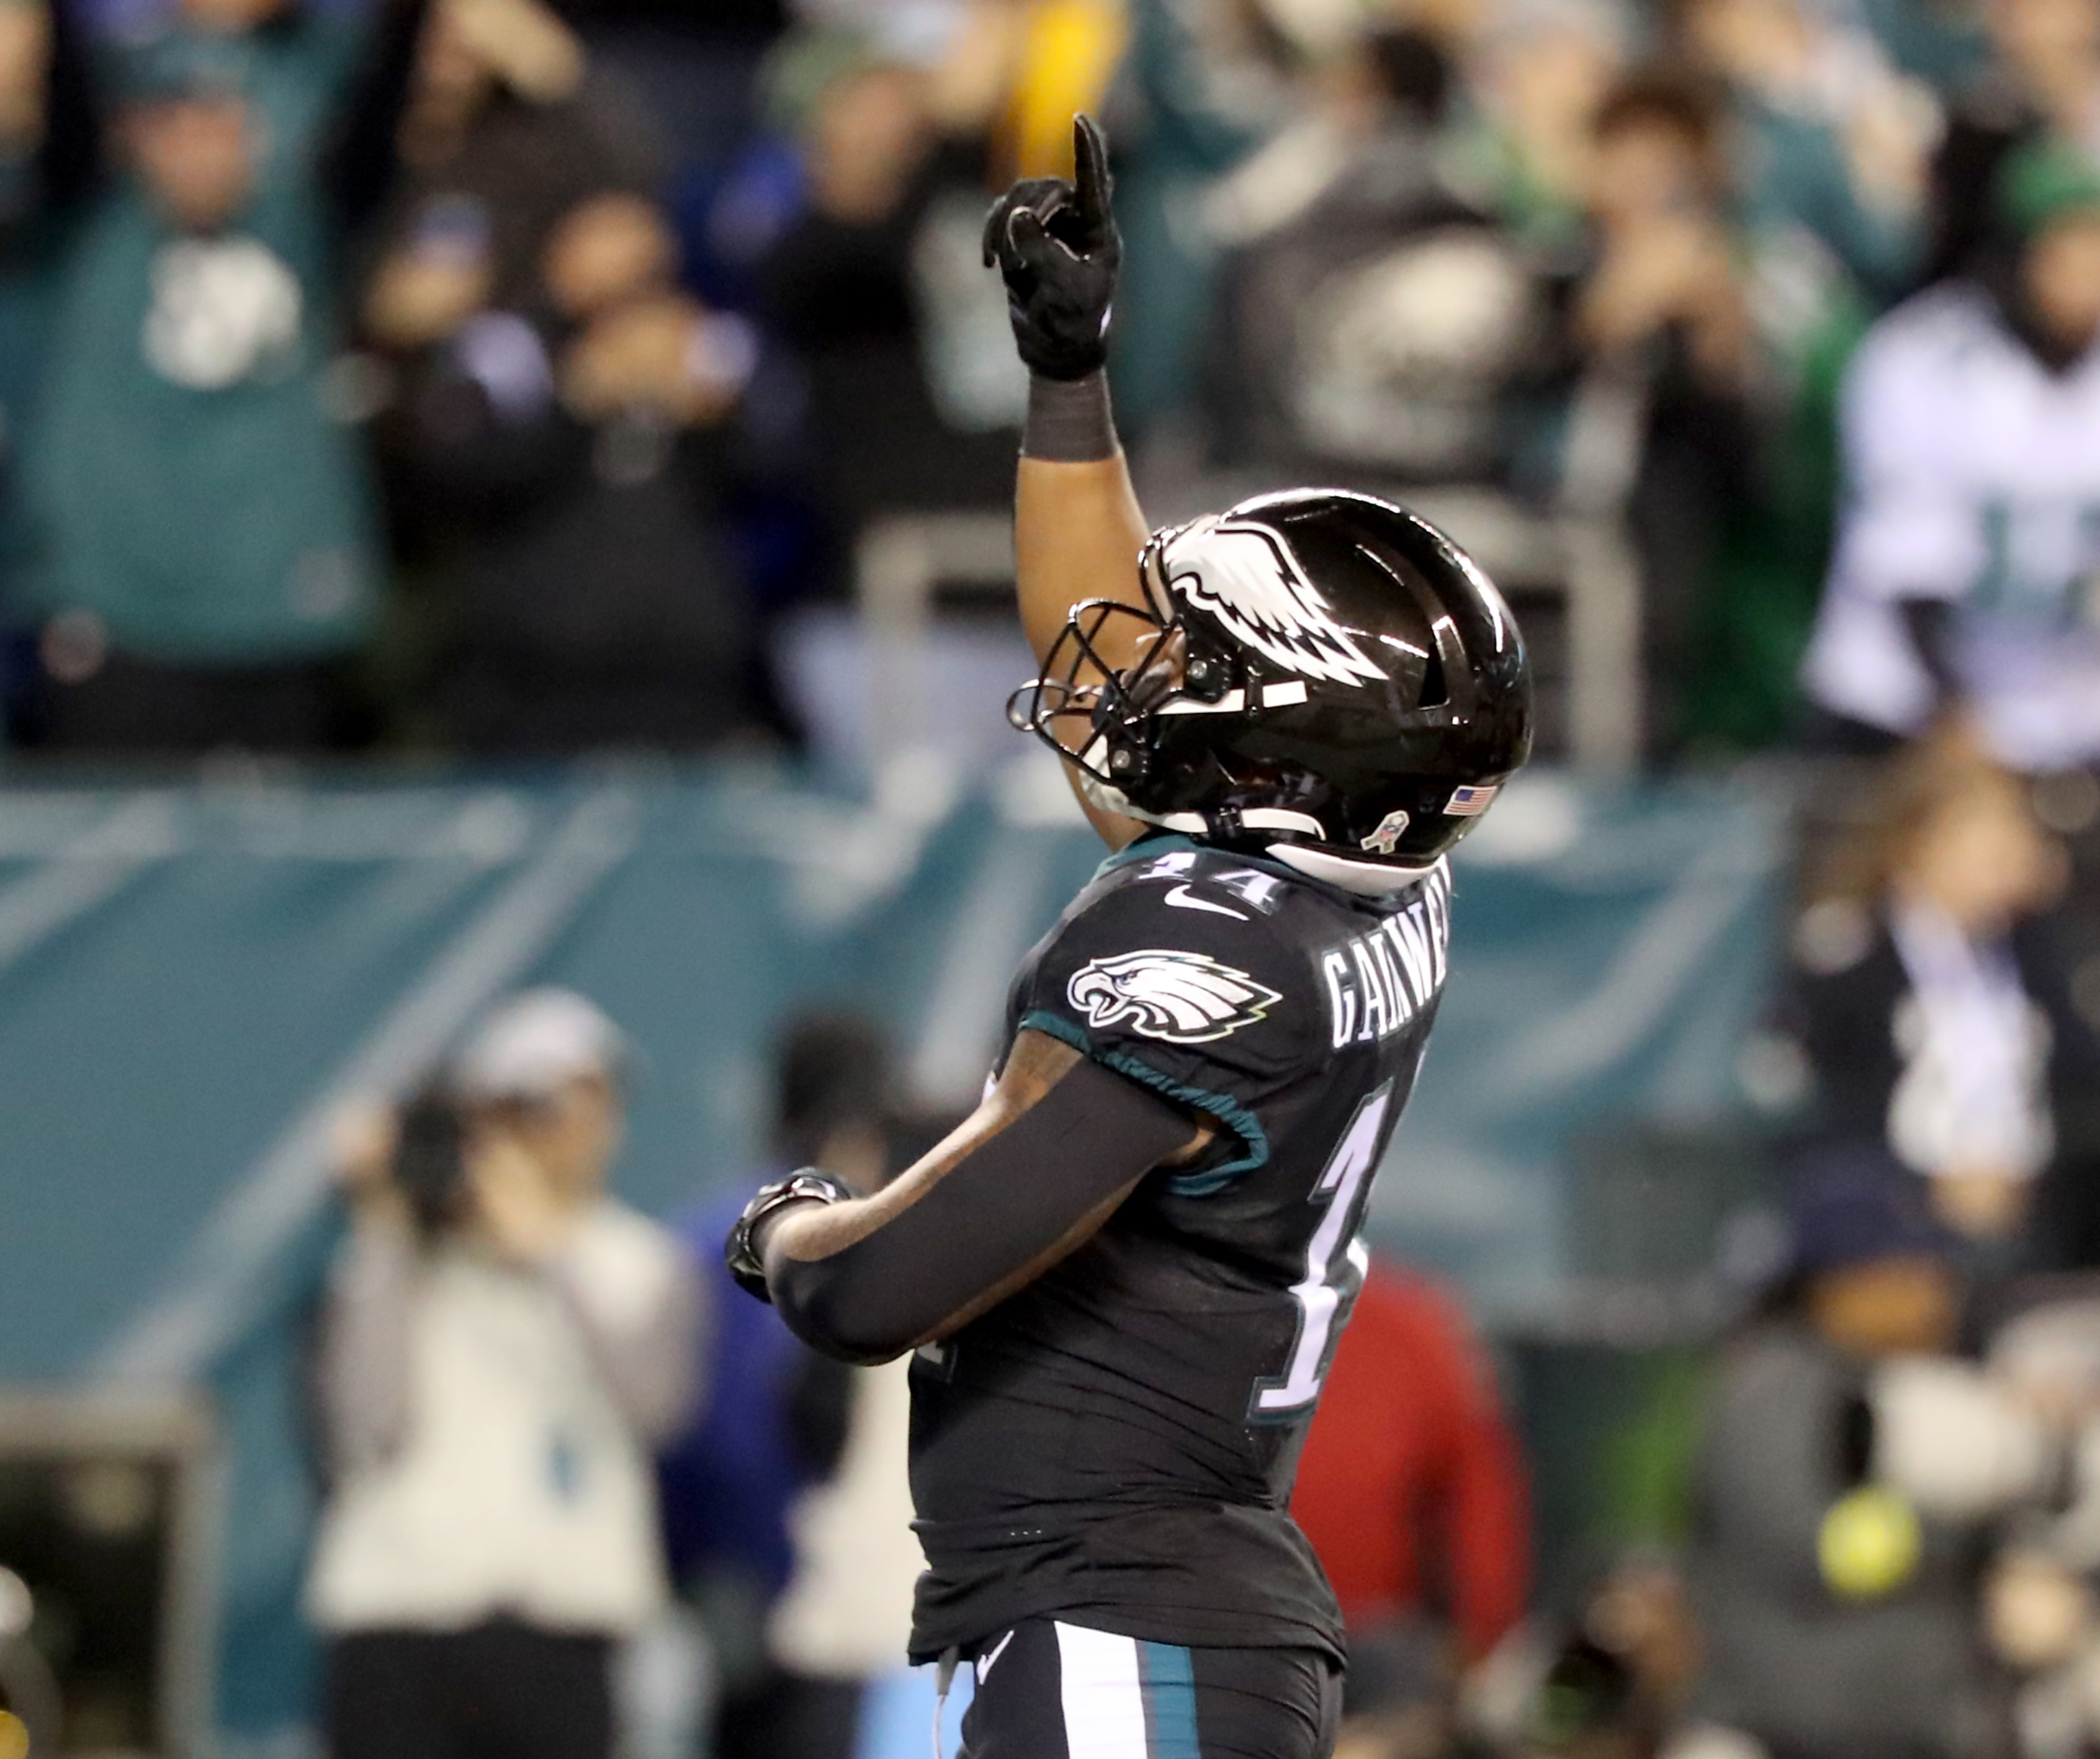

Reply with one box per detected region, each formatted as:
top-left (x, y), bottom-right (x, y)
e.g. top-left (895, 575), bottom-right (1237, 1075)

top-left (1139, 1640), bottom-right (1201, 1759)
top-left (1017, 1008), bottom-right (1271, 1194)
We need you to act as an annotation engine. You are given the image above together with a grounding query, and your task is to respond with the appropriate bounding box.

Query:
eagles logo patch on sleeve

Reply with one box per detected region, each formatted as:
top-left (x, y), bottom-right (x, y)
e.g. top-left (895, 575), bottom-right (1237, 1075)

top-left (1067, 950), bottom-right (1283, 1044)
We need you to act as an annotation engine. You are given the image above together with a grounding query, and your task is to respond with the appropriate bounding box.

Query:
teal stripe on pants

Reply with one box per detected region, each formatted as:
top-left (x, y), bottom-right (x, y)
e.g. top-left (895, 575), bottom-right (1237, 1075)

top-left (1138, 1640), bottom-right (1199, 1759)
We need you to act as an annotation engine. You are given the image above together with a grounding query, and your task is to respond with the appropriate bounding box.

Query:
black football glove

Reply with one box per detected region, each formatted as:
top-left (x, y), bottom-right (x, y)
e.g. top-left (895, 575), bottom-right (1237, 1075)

top-left (723, 1169), bottom-right (856, 1303)
top-left (982, 112), bottom-right (1122, 382)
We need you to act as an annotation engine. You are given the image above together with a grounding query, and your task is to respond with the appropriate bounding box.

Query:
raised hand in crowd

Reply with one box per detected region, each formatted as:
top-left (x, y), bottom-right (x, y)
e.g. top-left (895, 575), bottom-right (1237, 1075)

top-left (361, 201), bottom-right (493, 349)
top-left (557, 292), bottom-right (745, 426)
top-left (466, 1127), bottom-right (582, 1263)
top-left (1577, 77), bottom-right (1754, 388)
top-left (544, 192), bottom-right (745, 425)
top-left (329, 1101), bottom-right (413, 1235)
top-left (394, 0), bottom-right (581, 171)
top-left (1579, 207), bottom-right (1753, 383)
top-left (0, 0), bottom-right (50, 154)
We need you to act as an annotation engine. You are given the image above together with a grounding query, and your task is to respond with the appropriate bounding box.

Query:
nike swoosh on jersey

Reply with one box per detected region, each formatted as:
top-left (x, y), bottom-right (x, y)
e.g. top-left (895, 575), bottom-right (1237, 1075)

top-left (1164, 884), bottom-right (1247, 919)
top-left (976, 1629), bottom-right (1016, 1682)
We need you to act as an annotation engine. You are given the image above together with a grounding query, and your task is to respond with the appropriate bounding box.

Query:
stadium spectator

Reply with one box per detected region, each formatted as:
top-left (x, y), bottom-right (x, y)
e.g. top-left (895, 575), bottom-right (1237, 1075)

top-left (16, 0), bottom-right (426, 755)
top-left (1201, 27), bottom-right (1558, 491)
top-left (1469, 22), bottom-right (1859, 756)
top-left (1974, 1284), bottom-right (2100, 1757)
top-left (1570, 68), bottom-right (1762, 758)
top-left (357, 0), bottom-right (766, 752)
top-left (1686, 1166), bottom-right (2000, 1759)
top-left (1923, 0), bottom-right (2100, 290)
top-left (1291, 1259), bottom-right (1530, 1752)
top-left (1666, 0), bottom-right (1931, 300)
top-left (753, 30), bottom-right (1013, 534)
top-left (956, 0), bottom-right (1128, 185)
top-left (0, 1), bottom-right (48, 198)
top-left (781, 0), bottom-right (1125, 187)
top-left (1464, 0), bottom-right (1630, 247)
top-left (0, 0), bottom-right (70, 363)
top-left (0, 0), bottom-right (86, 737)
top-left (1984, 0), bottom-right (2100, 148)
top-left (306, 988), bottom-right (700, 1759)
top-left (1098, 0), bottom-right (1280, 439)
top-left (1771, 728), bottom-right (2073, 1245)
top-left (658, 1011), bottom-right (916, 1759)
top-left (1800, 138), bottom-right (2100, 773)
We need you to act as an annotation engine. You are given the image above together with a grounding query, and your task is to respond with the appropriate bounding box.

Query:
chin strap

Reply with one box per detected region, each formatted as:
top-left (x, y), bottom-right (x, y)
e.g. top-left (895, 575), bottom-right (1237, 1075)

top-left (1075, 766), bottom-right (1437, 894)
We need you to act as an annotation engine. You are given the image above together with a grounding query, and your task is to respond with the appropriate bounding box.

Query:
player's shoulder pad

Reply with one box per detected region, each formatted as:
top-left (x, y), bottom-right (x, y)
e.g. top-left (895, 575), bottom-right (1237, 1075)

top-left (1033, 841), bottom-right (1318, 1053)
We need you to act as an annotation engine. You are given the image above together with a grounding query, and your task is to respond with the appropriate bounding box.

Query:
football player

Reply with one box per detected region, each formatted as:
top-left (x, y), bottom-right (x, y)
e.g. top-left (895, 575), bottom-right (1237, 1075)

top-left (726, 116), bottom-right (1530, 1759)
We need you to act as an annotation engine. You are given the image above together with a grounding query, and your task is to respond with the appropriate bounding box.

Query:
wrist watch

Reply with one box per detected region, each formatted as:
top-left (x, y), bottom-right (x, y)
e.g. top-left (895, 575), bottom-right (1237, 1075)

top-left (723, 1168), bottom-right (856, 1302)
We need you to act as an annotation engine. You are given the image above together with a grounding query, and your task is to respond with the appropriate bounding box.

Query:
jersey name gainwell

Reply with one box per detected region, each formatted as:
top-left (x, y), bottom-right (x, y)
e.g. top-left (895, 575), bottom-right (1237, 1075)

top-left (1321, 861), bottom-right (1451, 1047)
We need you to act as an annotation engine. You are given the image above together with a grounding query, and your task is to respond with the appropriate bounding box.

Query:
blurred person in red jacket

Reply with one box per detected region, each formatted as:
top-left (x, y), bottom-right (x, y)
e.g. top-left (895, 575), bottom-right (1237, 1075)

top-left (1292, 1258), bottom-right (1532, 1755)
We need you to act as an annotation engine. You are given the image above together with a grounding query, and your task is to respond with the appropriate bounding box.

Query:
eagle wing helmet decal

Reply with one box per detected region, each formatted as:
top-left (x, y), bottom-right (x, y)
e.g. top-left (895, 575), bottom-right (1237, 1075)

top-left (1152, 514), bottom-right (1386, 688)
top-left (1067, 950), bottom-right (1283, 1044)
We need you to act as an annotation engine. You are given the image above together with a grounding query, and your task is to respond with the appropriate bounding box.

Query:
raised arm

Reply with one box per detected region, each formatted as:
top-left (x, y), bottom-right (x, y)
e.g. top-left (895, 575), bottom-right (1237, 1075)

top-left (1016, 429), bottom-right (1152, 666)
top-left (987, 116), bottom-right (1153, 846)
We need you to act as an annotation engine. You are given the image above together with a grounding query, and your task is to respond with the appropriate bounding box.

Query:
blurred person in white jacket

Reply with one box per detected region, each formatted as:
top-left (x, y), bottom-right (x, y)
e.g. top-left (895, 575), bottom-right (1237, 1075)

top-left (1801, 138), bottom-right (2100, 772)
top-left (305, 988), bottom-right (701, 1759)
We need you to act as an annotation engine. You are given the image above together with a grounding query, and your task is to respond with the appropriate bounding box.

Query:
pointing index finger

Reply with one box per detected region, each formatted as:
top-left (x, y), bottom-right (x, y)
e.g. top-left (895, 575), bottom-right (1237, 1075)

top-left (1072, 114), bottom-right (1110, 231)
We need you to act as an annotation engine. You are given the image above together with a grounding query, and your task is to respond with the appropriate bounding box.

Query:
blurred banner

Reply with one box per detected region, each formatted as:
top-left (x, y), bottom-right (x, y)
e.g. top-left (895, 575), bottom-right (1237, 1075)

top-left (0, 759), bottom-right (1787, 1743)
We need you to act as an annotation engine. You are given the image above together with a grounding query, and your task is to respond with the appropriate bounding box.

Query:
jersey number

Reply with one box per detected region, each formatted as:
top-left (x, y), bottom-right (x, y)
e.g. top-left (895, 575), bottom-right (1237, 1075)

top-left (1138, 849), bottom-right (1288, 916)
top-left (1249, 1081), bottom-right (1393, 1420)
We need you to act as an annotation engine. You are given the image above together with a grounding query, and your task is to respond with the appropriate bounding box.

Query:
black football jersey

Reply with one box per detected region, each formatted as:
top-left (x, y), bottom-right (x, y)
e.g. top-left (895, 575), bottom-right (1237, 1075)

top-left (906, 831), bottom-right (1454, 1663)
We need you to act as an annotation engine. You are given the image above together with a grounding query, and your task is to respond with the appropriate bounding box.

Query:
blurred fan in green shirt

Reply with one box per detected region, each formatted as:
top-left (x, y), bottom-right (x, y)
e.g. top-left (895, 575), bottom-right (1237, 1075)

top-left (19, 14), bottom-right (392, 750)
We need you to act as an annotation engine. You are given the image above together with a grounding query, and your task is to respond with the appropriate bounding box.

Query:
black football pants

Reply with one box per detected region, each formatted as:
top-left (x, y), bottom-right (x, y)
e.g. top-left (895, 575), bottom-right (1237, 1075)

top-left (955, 1619), bottom-right (1341, 1759)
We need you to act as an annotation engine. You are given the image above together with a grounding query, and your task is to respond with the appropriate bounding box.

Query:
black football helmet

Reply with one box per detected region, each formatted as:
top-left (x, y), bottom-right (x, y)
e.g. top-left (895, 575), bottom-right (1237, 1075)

top-left (1010, 488), bottom-right (1531, 889)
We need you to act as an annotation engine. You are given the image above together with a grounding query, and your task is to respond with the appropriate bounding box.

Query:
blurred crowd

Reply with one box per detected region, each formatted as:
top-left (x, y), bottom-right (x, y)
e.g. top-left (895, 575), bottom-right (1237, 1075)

top-left (1444, 721), bottom-right (2100, 1759)
top-left (15, 0), bottom-right (2100, 1754)
top-left (0, 0), bottom-right (2094, 765)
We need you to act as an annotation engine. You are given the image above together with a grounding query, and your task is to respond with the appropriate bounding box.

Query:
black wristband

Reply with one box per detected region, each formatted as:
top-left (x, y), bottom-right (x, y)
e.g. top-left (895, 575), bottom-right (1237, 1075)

top-left (1022, 370), bottom-right (1119, 463)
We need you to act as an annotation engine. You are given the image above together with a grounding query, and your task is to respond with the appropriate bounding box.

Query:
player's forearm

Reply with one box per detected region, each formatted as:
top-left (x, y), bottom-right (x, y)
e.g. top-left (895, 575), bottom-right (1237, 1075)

top-left (1015, 375), bottom-right (1152, 663)
top-left (762, 1029), bottom-right (1085, 1266)
top-left (990, 112), bottom-right (1140, 668)
top-left (758, 1054), bottom-right (1198, 1363)
top-left (764, 1171), bottom-right (1146, 1365)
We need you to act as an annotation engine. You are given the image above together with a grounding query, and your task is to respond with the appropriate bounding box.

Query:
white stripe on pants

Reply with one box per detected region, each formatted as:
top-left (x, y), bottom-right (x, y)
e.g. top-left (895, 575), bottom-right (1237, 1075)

top-left (1054, 1623), bottom-right (1149, 1758)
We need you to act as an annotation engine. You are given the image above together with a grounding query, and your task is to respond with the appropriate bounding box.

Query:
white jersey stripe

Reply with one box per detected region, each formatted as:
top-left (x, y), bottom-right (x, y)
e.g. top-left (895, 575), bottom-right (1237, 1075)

top-left (1056, 1622), bottom-right (1152, 1758)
